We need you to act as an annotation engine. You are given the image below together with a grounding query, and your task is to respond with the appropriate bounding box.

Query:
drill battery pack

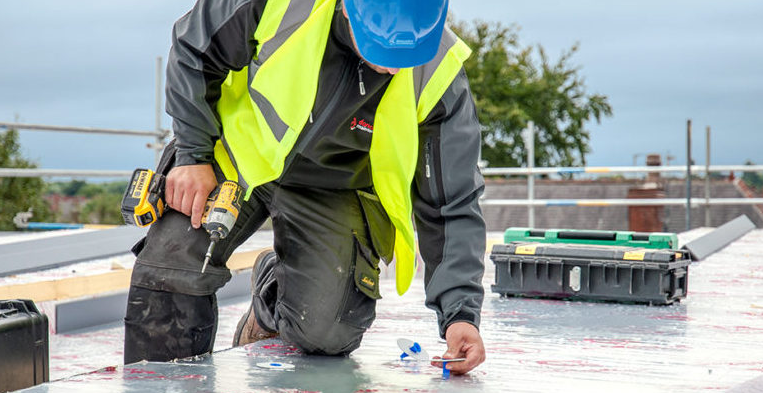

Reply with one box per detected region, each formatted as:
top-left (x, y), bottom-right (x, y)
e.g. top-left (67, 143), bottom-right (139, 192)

top-left (0, 300), bottom-right (49, 392)
top-left (121, 168), bottom-right (166, 227)
top-left (490, 242), bottom-right (690, 305)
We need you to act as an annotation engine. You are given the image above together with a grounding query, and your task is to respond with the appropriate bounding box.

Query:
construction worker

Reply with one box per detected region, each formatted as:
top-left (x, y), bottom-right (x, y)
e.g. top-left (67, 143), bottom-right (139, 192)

top-left (124, 0), bottom-right (486, 375)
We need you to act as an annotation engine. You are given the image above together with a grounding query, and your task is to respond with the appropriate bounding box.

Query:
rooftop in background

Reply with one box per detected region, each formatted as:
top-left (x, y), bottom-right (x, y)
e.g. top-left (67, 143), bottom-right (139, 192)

top-left (483, 178), bottom-right (763, 232)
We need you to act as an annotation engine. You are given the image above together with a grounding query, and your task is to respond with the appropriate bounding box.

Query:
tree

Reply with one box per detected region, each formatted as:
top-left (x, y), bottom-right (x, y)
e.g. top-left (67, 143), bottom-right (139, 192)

top-left (45, 180), bottom-right (128, 224)
top-left (742, 160), bottom-right (763, 193)
top-left (451, 20), bottom-right (613, 168)
top-left (0, 128), bottom-right (53, 230)
top-left (80, 193), bottom-right (124, 224)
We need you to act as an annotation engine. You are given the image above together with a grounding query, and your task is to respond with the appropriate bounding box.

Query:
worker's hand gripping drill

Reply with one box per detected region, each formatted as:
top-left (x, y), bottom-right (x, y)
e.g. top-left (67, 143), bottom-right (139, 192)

top-left (122, 164), bottom-right (242, 273)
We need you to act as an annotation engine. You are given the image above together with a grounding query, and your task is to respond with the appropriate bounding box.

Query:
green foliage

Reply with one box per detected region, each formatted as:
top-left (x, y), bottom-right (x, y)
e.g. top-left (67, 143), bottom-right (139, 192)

top-left (45, 180), bottom-right (128, 224)
top-left (0, 128), bottom-right (53, 230)
top-left (742, 160), bottom-right (763, 192)
top-left (451, 20), bottom-right (613, 168)
top-left (80, 193), bottom-right (124, 224)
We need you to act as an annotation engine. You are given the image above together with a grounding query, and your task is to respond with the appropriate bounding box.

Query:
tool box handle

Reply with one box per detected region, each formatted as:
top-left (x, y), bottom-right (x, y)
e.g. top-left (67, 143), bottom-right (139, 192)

top-left (557, 231), bottom-right (617, 241)
top-left (669, 268), bottom-right (688, 298)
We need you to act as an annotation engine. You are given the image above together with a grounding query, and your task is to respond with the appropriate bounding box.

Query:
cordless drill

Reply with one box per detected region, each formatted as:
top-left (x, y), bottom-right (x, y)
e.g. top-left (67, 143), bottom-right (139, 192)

top-left (121, 168), bottom-right (243, 273)
top-left (199, 179), bottom-right (242, 273)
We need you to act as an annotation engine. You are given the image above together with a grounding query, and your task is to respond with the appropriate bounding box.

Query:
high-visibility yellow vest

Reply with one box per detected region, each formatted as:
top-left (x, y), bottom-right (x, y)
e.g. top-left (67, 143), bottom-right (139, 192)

top-left (214, 0), bottom-right (470, 295)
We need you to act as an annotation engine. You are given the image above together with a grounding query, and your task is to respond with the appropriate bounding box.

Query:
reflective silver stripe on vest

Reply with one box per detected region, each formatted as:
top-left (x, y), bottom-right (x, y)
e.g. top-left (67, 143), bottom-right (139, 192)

top-left (256, 0), bottom-right (317, 63)
top-left (413, 27), bottom-right (458, 105)
top-left (220, 134), bottom-right (249, 191)
top-left (247, 0), bottom-right (318, 141)
top-left (247, 81), bottom-right (290, 141)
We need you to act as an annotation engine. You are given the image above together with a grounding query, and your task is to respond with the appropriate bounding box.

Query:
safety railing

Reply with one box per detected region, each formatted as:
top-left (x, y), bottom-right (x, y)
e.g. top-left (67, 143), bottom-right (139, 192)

top-left (2, 116), bottom-right (762, 231)
top-left (0, 121), bottom-right (169, 175)
top-left (487, 121), bottom-right (763, 230)
top-left (482, 164), bottom-right (763, 230)
top-left (0, 57), bottom-right (168, 178)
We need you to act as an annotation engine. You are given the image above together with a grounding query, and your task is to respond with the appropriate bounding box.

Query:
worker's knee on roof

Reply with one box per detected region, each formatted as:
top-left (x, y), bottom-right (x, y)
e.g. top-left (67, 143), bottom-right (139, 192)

top-left (275, 306), bottom-right (367, 355)
top-left (279, 321), bottom-right (364, 356)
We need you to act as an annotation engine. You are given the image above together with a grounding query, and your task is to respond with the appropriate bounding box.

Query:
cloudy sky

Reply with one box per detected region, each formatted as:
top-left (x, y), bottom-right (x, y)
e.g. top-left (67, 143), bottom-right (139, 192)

top-left (0, 0), bottom-right (761, 174)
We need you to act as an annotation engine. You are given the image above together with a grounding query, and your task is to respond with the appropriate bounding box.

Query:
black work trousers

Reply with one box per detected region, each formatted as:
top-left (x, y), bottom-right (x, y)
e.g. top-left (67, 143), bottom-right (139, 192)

top-left (124, 169), bottom-right (394, 364)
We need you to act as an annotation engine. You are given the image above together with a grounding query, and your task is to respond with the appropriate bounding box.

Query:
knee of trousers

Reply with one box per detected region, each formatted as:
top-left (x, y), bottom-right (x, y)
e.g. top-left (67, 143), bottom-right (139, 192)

top-left (129, 210), bottom-right (232, 296)
top-left (123, 286), bottom-right (217, 363)
top-left (274, 302), bottom-right (374, 356)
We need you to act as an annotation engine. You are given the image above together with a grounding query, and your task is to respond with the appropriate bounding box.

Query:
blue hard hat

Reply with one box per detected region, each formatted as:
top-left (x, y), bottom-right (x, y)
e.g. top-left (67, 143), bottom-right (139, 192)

top-left (344, 0), bottom-right (449, 68)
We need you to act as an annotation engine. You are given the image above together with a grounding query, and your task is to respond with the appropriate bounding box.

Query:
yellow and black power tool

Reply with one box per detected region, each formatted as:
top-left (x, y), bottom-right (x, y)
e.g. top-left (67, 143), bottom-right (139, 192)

top-left (121, 168), bottom-right (243, 273)
top-left (199, 179), bottom-right (243, 273)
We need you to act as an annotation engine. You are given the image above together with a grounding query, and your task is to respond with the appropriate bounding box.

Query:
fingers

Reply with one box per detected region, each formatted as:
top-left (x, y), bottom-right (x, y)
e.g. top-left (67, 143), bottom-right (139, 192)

top-left (190, 189), bottom-right (207, 229)
top-left (445, 333), bottom-right (462, 357)
top-left (180, 191), bottom-right (194, 224)
top-left (165, 164), bottom-right (217, 229)
top-left (165, 175), bottom-right (175, 210)
top-left (445, 344), bottom-right (483, 375)
top-left (435, 322), bottom-right (486, 375)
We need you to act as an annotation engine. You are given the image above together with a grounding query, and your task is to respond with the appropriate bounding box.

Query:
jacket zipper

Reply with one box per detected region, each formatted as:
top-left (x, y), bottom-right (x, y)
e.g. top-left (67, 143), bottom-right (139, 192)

top-left (357, 60), bottom-right (366, 96)
top-left (425, 136), bottom-right (444, 205)
top-left (282, 59), bottom-right (354, 175)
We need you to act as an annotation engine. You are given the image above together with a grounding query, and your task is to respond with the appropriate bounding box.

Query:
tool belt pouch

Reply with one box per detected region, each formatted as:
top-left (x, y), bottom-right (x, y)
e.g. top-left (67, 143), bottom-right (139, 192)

top-left (356, 189), bottom-right (395, 265)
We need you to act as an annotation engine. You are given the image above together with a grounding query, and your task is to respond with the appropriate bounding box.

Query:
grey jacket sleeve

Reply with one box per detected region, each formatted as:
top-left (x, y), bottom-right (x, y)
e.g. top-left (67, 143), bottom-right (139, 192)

top-left (165, 0), bottom-right (264, 166)
top-left (414, 68), bottom-right (486, 338)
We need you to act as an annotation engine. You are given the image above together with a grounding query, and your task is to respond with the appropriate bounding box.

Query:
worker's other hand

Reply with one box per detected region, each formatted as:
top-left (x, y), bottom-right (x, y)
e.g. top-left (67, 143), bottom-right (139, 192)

top-left (165, 164), bottom-right (217, 229)
top-left (432, 322), bottom-right (485, 375)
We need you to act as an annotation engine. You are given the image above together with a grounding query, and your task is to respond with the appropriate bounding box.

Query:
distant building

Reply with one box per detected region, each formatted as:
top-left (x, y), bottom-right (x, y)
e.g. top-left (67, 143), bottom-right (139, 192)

top-left (482, 178), bottom-right (763, 232)
top-left (44, 194), bottom-right (88, 223)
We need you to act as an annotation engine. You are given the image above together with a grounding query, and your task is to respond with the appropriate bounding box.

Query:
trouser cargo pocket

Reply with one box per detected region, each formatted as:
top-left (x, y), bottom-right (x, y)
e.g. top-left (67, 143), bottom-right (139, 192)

top-left (337, 232), bottom-right (381, 329)
top-left (356, 189), bottom-right (394, 264)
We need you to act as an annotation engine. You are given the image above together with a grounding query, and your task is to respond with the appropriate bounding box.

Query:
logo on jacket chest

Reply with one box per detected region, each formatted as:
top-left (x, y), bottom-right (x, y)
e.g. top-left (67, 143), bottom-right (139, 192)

top-left (350, 117), bottom-right (373, 134)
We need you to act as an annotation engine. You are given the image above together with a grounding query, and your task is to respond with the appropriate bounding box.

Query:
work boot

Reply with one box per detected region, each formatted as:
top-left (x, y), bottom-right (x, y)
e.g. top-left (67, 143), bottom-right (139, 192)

top-left (232, 249), bottom-right (279, 346)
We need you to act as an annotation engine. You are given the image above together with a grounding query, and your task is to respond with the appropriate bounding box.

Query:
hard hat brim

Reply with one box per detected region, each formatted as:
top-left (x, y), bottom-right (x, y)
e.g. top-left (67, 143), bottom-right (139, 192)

top-left (344, 0), bottom-right (448, 69)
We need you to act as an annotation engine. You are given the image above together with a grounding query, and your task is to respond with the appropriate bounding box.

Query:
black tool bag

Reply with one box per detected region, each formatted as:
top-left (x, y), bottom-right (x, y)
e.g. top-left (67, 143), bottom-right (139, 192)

top-left (0, 299), bottom-right (49, 392)
top-left (490, 242), bottom-right (690, 305)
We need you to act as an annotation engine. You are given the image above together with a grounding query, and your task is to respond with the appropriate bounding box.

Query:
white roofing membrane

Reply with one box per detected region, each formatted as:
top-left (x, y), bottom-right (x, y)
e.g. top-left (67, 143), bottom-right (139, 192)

top-left (5, 228), bottom-right (763, 392)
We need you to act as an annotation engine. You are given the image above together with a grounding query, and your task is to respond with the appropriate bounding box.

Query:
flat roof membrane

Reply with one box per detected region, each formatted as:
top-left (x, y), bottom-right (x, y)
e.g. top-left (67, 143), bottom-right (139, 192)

top-left (23, 230), bottom-right (763, 392)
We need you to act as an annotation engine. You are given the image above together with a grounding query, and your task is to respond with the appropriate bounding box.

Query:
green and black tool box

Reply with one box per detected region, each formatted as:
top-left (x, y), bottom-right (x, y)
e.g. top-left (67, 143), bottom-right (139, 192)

top-left (0, 299), bottom-right (49, 392)
top-left (504, 228), bottom-right (678, 250)
top-left (490, 242), bottom-right (690, 305)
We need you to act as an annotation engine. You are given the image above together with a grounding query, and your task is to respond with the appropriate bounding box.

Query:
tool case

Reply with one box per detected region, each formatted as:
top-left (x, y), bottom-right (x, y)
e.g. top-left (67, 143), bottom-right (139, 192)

top-left (504, 228), bottom-right (678, 250)
top-left (490, 242), bottom-right (690, 305)
top-left (0, 299), bottom-right (49, 392)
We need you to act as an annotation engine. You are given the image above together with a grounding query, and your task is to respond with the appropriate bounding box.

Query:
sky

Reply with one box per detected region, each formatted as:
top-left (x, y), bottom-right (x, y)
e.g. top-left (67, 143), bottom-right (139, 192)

top-left (0, 0), bottom-right (761, 175)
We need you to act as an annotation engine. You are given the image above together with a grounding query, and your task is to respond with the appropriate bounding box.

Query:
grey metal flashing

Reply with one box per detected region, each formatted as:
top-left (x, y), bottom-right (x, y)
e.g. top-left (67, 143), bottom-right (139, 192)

top-left (217, 269), bottom-right (253, 300)
top-left (0, 226), bottom-right (147, 277)
top-left (55, 292), bottom-right (128, 334)
top-left (682, 214), bottom-right (755, 261)
top-left (54, 270), bottom-right (253, 334)
top-left (728, 375), bottom-right (763, 393)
